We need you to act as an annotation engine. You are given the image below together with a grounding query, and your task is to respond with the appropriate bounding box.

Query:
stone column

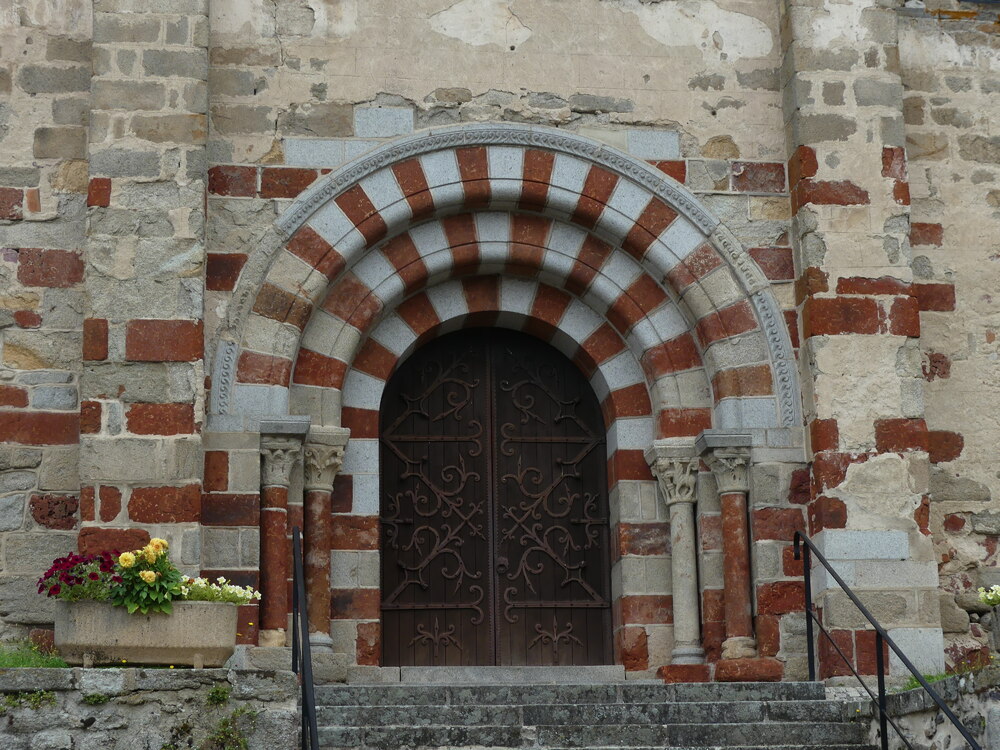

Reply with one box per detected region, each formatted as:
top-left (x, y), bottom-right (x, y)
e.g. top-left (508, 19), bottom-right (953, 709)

top-left (648, 443), bottom-right (710, 683)
top-left (302, 427), bottom-right (350, 651)
top-left (259, 435), bottom-right (301, 647)
top-left (704, 446), bottom-right (756, 661)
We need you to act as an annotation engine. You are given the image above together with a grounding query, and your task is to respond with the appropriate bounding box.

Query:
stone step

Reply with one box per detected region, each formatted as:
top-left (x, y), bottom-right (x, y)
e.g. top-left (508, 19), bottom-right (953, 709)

top-left (397, 666), bottom-right (628, 684)
top-left (320, 746), bottom-right (875, 750)
top-left (317, 699), bottom-right (851, 727)
top-left (314, 681), bottom-right (826, 707)
top-left (317, 722), bottom-right (867, 749)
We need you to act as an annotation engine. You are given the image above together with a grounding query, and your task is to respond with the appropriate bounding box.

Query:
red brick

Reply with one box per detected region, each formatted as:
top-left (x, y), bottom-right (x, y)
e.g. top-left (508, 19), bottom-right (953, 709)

top-left (699, 514), bottom-right (722, 551)
top-left (802, 296), bottom-right (880, 337)
top-left (657, 663), bottom-right (710, 683)
top-left (30, 494), bottom-right (79, 530)
top-left (855, 629), bottom-right (889, 676)
top-left (602, 384), bottom-right (653, 423)
top-left (819, 629), bottom-right (855, 678)
top-left (292, 348), bottom-right (346, 389)
top-left (888, 296), bottom-right (920, 337)
top-left (757, 581), bottom-right (806, 615)
top-left (98, 486), bottom-right (121, 523)
top-left (78, 527), bottom-right (150, 555)
top-left (87, 177), bottom-right (112, 207)
top-left (929, 430), bottom-right (963, 463)
top-left (650, 160), bottom-right (686, 183)
top-left (0, 412), bottom-right (79, 445)
top-left (206, 253), bottom-right (248, 291)
top-left (286, 226), bottom-right (344, 281)
top-left (694, 300), bottom-right (758, 346)
top-left (874, 417), bottom-right (929, 453)
top-left (792, 179), bottom-right (870, 212)
top-left (922, 352), bottom-right (951, 381)
top-left (808, 495), bottom-right (848, 534)
top-left (666, 244), bottom-right (724, 290)
top-left (572, 165), bottom-right (618, 229)
top-left (892, 180), bottom-right (910, 206)
top-left (342, 407), bottom-right (379, 439)
top-left (519, 149), bottom-right (555, 212)
top-left (812, 453), bottom-right (868, 493)
top-left (712, 364), bottom-right (773, 400)
top-left (732, 162), bottom-right (785, 193)
top-left (578, 323), bottom-right (625, 370)
top-left (787, 145), bottom-right (818, 187)
top-left (912, 283), bottom-right (956, 312)
top-left (810, 418), bottom-right (839, 452)
top-left (615, 626), bottom-right (648, 672)
top-left (335, 184), bottom-right (387, 246)
top-left (0, 187), bottom-right (23, 220)
top-left (618, 522), bottom-right (670, 557)
top-left (795, 266), bottom-right (830, 304)
top-left (331, 515), bottom-right (378, 550)
top-left (204, 451), bottom-right (229, 492)
top-left (128, 484), bottom-right (201, 523)
top-left (619, 595), bottom-right (673, 625)
top-left (623, 198), bottom-right (677, 260)
top-left (608, 450), bottom-right (652, 482)
top-left (835, 276), bottom-right (911, 295)
top-left (126, 402), bottom-right (196, 436)
top-left (456, 146), bottom-right (491, 208)
top-left (881, 147), bottom-right (907, 180)
top-left (356, 621), bottom-right (381, 666)
top-left (714, 657), bottom-right (783, 682)
top-left (17, 248), bottom-right (84, 288)
top-left (943, 513), bottom-right (966, 533)
top-left (0, 385), bottom-right (28, 408)
top-left (789, 468), bottom-right (810, 505)
top-left (392, 159), bottom-right (434, 221)
top-left (782, 545), bottom-right (806, 577)
top-left (80, 487), bottom-right (96, 522)
top-left (756, 614), bottom-right (781, 657)
top-left (641, 334), bottom-right (702, 379)
top-left (28, 628), bottom-right (55, 654)
top-left (236, 350), bottom-right (292, 386)
top-left (748, 247), bottom-right (794, 281)
top-left (259, 167), bottom-right (317, 199)
top-left (125, 319), bottom-right (203, 362)
top-left (80, 401), bottom-right (101, 434)
top-left (910, 222), bottom-right (943, 247)
top-left (13, 310), bottom-right (41, 328)
top-left (208, 165), bottom-right (257, 197)
top-left (237, 603), bottom-right (259, 645)
top-left (202, 493), bottom-right (259, 526)
top-left (752, 507), bottom-right (805, 542)
top-left (331, 587), bottom-right (380, 619)
top-left (253, 282), bottom-right (313, 329)
top-left (332, 474), bottom-right (352, 513)
top-left (784, 309), bottom-right (800, 349)
top-left (82, 318), bottom-right (109, 361)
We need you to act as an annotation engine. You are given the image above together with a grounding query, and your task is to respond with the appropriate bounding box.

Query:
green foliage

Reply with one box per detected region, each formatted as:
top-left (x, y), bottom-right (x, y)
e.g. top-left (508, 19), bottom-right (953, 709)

top-left (0, 690), bottom-right (57, 713)
top-left (82, 693), bottom-right (110, 705)
top-left (206, 685), bottom-right (230, 705)
top-left (900, 671), bottom-right (951, 692)
top-left (0, 641), bottom-right (68, 668)
top-left (109, 543), bottom-right (183, 615)
top-left (202, 706), bottom-right (258, 750)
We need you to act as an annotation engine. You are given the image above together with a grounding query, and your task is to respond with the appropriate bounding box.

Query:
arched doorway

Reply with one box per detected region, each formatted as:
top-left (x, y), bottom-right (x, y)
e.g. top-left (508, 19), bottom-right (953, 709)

top-left (379, 328), bottom-right (612, 667)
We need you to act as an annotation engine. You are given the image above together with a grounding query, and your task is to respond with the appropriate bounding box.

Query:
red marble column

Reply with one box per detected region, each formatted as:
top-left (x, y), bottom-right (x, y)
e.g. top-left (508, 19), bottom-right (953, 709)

top-left (259, 437), bottom-right (301, 645)
top-left (303, 428), bottom-right (349, 649)
top-left (704, 446), bottom-right (757, 661)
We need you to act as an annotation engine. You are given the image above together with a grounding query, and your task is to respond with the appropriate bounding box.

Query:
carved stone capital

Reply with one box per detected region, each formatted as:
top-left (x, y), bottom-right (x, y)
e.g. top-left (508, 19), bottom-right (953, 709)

top-left (260, 436), bottom-right (302, 488)
top-left (303, 427), bottom-right (350, 492)
top-left (645, 441), bottom-right (697, 506)
top-left (704, 448), bottom-right (751, 495)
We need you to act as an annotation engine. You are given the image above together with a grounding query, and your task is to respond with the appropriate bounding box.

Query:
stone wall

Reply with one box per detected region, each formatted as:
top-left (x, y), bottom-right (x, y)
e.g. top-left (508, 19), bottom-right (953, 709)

top-left (0, 667), bottom-right (298, 750)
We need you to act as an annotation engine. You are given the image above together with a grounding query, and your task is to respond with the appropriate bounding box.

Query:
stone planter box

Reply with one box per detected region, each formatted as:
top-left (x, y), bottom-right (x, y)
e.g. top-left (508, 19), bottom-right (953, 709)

top-left (54, 600), bottom-right (238, 668)
top-left (992, 606), bottom-right (1000, 655)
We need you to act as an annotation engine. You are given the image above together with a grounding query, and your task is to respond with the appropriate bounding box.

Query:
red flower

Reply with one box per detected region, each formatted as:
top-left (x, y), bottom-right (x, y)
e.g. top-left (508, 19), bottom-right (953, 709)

top-left (88, 572), bottom-right (99, 581)
top-left (49, 585), bottom-right (61, 596)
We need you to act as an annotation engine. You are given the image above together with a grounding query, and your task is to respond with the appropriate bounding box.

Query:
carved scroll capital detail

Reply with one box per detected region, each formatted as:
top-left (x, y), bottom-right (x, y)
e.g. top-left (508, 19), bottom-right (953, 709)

top-left (260, 436), bottom-right (302, 488)
top-left (651, 457), bottom-right (698, 506)
top-left (704, 448), bottom-right (751, 495)
top-left (303, 443), bottom-right (345, 492)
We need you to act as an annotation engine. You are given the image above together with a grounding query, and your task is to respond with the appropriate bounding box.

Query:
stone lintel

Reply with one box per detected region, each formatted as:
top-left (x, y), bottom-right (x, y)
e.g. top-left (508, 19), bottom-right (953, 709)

top-left (259, 416), bottom-right (311, 436)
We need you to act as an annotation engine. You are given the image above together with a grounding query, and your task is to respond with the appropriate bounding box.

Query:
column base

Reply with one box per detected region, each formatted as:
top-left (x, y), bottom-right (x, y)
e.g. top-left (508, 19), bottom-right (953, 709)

top-left (309, 631), bottom-right (334, 652)
top-left (657, 663), bottom-right (711, 683)
top-left (670, 645), bottom-right (706, 665)
top-left (258, 628), bottom-right (286, 648)
top-left (714, 657), bottom-right (783, 682)
top-left (720, 635), bottom-right (757, 660)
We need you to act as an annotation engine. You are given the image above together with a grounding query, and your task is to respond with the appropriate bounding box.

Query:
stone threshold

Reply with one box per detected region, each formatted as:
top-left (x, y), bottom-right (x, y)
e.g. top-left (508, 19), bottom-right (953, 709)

top-left (347, 665), bottom-right (632, 684)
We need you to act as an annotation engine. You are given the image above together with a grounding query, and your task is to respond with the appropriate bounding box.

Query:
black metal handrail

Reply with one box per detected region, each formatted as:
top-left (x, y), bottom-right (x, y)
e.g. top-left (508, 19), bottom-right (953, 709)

top-left (291, 526), bottom-right (319, 750)
top-left (793, 531), bottom-right (981, 750)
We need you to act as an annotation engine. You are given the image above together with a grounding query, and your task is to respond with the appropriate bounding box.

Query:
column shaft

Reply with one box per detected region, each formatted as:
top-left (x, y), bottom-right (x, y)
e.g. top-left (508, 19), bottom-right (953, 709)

top-left (304, 487), bottom-right (332, 636)
top-left (668, 498), bottom-right (703, 663)
top-left (260, 485), bottom-right (290, 632)
top-left (719, 490), bottom-right (755, 655)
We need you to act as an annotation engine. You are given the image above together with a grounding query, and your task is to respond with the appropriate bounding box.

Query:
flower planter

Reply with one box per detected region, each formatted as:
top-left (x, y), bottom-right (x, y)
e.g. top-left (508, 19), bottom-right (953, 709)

top-left (992, 606), bottom-right (1000, 655)
top-left (54, 600), bottom-right (238, 668)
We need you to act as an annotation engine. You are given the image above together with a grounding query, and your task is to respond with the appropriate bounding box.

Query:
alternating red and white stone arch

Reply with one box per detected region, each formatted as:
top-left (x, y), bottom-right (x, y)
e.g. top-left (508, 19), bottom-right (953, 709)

top-left (209, 123), bottom-right (804, 672)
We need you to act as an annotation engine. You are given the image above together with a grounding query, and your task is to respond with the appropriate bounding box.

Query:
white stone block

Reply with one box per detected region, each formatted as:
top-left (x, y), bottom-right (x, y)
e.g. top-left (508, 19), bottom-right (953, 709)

top-left (814, 529), bottom-right (910, 561)
top-left (353, 107), bottom-right (414, 138)
top-left (284, 138), bottom-right (346, 167)
top-left (887, 627), bottom-right (945, 677)
top-left (627, 129), bottom-right (680, 160)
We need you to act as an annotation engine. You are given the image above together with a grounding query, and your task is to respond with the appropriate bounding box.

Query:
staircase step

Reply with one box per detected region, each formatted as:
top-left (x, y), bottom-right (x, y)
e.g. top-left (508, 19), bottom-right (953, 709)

top-left (535, 722), bottom-right (868, 747)
top-left (314, 681), bottom-right (826, 707)
top-left (398, 666), bottom-right (628, 684)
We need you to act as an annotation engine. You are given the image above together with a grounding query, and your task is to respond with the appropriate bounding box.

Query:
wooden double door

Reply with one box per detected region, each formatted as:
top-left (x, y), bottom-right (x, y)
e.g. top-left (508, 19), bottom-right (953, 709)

top-left (379, 329), bottom-right (612, 666)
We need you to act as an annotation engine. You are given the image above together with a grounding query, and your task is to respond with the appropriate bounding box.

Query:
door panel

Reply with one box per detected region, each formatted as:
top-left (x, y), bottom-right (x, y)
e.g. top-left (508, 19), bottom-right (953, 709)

top-left (380, 329), bottom-right (611, 666)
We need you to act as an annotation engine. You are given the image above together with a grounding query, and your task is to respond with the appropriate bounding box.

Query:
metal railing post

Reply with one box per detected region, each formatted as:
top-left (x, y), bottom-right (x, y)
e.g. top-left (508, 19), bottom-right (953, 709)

top-left (876, 631), bottom-right (889, 750)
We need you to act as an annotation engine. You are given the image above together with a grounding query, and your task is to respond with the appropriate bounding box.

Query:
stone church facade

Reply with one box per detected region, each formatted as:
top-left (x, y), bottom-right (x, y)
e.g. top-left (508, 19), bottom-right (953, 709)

top-left (1, 0), bottom-right (998, 682)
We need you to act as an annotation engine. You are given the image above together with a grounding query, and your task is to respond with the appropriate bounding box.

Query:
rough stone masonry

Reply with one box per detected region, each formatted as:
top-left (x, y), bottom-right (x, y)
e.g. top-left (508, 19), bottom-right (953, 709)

top-left (0, 0), bottom-right (998, 683)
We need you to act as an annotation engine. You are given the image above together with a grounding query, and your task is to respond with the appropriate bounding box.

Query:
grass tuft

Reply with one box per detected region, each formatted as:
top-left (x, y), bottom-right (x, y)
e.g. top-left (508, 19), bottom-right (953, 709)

top-left (0, 641), bottom-right (68, 669)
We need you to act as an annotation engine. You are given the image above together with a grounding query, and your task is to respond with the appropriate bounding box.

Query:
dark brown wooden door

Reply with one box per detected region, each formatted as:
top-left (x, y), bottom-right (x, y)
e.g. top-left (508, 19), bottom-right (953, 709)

top-left (380, 329), bottom-right (612, 667)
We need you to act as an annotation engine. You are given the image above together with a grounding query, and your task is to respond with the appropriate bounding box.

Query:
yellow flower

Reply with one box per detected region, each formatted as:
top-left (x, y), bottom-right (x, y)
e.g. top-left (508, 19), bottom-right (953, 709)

top-left (149, 538), bottom-right (168, 554)
top-left (118, 552), bottom-right (136, 568)
top-left (142, 546), bottom-right (158, 564)
top-left (139, 570), bottom-right (157, 584)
